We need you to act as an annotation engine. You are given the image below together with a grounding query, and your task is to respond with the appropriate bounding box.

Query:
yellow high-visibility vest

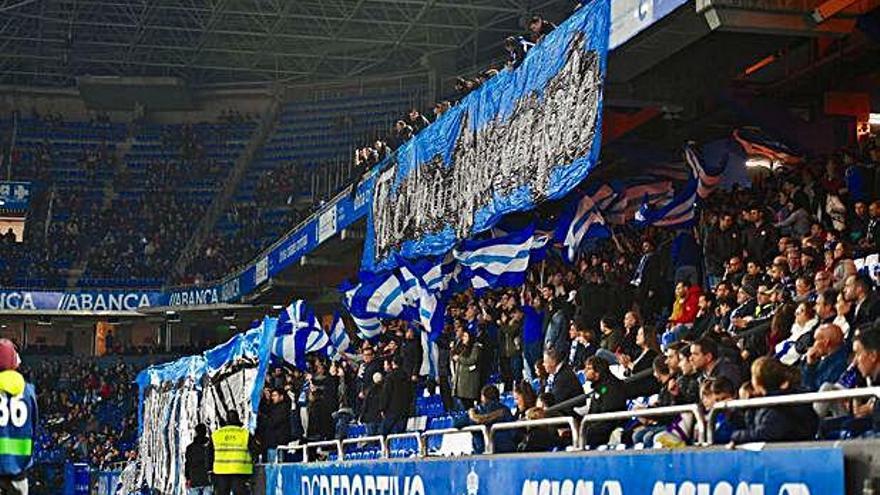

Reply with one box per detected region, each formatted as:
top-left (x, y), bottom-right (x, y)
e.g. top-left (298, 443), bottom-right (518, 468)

top-left (211, 425), bottom-right (253, 475)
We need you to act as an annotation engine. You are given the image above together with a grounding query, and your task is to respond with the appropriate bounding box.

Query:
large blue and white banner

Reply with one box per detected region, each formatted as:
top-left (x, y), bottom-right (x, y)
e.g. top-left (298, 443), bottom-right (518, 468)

top-left (265, 447), bottom-right (844, 495)
top-left (0, 181), bottom-right (32, 212)
top-left (363, 0), bottom-right (610, 272)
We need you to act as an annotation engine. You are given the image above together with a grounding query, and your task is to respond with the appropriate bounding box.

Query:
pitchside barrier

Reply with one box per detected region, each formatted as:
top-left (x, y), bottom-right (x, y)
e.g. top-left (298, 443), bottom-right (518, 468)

top-left (260, 389), bottom-right (880, 495)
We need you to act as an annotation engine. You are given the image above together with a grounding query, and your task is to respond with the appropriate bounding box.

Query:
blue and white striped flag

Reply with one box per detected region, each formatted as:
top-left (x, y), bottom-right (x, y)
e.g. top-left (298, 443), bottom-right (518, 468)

top-left (562, 188), bottom-right (612, 261)
top-left (635, 174), bottom-right (698, 228)
top-left (347, 270), bottom-right (419, 321)
top-left (272, 300), bottom-right (329, 369)
top-left (419, 330), bottom-right (439, 379)
top-left (327, 312), bottom-right (352, 360)
top-left (454, 225), bottom-right (535, 291)
top-left (416, 282), bottom-right (445, 342)
top-left (684, 142), bottom-right (725, 198)
top-left (341, 284), bottom-right (384, 340)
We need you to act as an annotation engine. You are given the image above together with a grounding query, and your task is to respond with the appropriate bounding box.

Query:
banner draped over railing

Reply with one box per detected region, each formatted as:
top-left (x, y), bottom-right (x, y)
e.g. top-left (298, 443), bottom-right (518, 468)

top-left (122, 318), bottom-right (278, 495)
top-left (362, 0), bottom-right (611, 272)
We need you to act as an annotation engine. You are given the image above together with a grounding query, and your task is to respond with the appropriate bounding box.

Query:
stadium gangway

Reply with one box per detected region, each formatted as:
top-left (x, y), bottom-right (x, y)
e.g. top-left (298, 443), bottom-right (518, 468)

top-left (276, 439), bottom-right (343, 463)
top-left (386, 431), bottom-right (426, 457)
top-left (489, 417), bottom-right (580, 453)
top-left (421, 425), bottom-right (492, 455)
top-left (579, 404), bottom-right (707, 448)
top-left (707, 386), bottom-right (880, 444)
top-left (341, 435), bottom-right (388, 460)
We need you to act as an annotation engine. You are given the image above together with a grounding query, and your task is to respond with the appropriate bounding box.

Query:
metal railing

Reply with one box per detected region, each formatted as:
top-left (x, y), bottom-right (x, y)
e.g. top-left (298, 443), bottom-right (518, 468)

top-left (273, 387), bottom-right (880, 464)
top-left (579, 404), bottom-right (706, 447)
top-left (707, 387), bottom-right (880, 444)
top-left (386, 431), bottom-right (426, 457)
top-left (490, 417), bottom-right (580, 452)
top-left (342, 435), bottom-right (388, 460)
top-left (422, 425), bottom-right (492, 455)
top-left (276, 439), bottom-right (343, 463)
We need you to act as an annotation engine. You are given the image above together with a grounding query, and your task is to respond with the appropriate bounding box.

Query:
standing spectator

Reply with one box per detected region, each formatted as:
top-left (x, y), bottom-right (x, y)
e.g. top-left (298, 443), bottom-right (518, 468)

top-left (498, 306), bottom-right (524, 392)
top-left (360, 373), bottom-right (384, 436)
top-left (185, 424), bottom-right (213, 495)
top-left (744, 207), bottom-right (778, 265)
top-left (404, 109), bottom-right (430, 134)
top-left (631, 240), bottom-right (665, 320)
top-left (381, 356), bottom-right (413, 435)
top-left (257, 388), bottom-right (292, 460)
top-left (400, 327), bottom-right (423, 384)
top-left (705, 212), bottom-right (742, 286)
top-left (542, 285), bottom-right (570, 357)
top-left (522, 296), bottom-right (545, 380)
top-left (527, 15), bottom-right (556, 43)
top-left (452, 331), bottom-right (481, 409)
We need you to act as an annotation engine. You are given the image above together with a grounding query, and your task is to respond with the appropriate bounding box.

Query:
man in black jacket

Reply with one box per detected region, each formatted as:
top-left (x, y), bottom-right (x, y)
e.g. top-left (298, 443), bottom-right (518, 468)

top-left (580, 356), bottom-right (627, 448)
top-left (400, 327), bottom-right (423, 383)
top-left (705, 213), bottom-right (742, 286)
top-left (381, 356), bottom-right (413, 435)
top-left (543, 348), bottom-right (582, 415)
top-left (185, 424), bottom-right (213, 494)
top-left (744, 207), bottom-right (777, 265)
top-left (631, 240), bottom-right (665, 320)
top-left (257, 388), bottom-right (292, 460)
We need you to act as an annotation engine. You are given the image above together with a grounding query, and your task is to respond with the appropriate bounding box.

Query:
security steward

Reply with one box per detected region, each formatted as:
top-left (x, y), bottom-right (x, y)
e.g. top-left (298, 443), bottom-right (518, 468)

top-left (0, 339), bottom-right (36, 495)
top-left (211, 410), bottom-right (256, 495)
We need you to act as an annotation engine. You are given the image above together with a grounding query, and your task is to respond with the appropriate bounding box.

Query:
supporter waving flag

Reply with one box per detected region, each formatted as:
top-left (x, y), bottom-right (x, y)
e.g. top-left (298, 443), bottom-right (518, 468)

top-left (272, 300), bottom-right (330, 369)
top-left (635, 173), bottom-right (698, 228)
top-left (454, 225), bottom-right (536, 290)
top-left (340, 282), bottom-right (384, 340)
top-left (327, 312), bottom-right (351, 360)
top-left (684, 141), bottom-right (726, 198)
top-left (560, 185), bottom-right (612, 261)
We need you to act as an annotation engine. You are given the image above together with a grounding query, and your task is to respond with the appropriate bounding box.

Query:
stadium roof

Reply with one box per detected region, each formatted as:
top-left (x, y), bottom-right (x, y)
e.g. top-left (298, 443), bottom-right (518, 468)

top-left (0, 0), bottom-right (574, 88)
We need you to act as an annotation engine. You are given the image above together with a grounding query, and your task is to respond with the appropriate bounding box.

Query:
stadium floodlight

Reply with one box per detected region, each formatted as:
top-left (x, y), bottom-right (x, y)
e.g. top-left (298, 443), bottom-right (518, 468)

top-left (869, 113), bottom-right (880, 126)
top-left (272, 304), bottom-right (284, 310)
top-left (222, 311), bottom-right (236, 321)
top-left (745, 157), bottom-right (772, 169)
top-left (36, 317), bottom-right (52, 326)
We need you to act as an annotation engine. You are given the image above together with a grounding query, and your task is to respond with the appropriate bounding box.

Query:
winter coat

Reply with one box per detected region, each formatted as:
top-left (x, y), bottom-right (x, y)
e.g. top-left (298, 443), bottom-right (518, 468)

top-left (453, 345), bottom-right (481, 400)
top-left (184, 434), bottom-right (213, 487)
top-left (730, 389), bottom-right (818, 444)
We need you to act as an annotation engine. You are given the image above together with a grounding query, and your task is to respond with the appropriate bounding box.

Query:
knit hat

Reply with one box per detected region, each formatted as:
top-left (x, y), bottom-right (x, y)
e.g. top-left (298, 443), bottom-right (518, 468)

top-left (0, 339), bottom-right (21, 371)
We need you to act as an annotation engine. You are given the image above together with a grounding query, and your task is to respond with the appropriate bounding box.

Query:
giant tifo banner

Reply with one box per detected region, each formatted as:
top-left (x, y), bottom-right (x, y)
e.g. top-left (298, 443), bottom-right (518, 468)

top-left (119, 319), bottom-right (277, 495)
top-left (362, 0), bottom-right (610, 272)
top-left (265, 447), bottom-right (844, 495)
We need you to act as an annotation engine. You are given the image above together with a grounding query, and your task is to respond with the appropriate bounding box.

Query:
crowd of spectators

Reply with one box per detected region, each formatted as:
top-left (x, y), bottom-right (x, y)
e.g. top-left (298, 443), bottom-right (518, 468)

top-left (350, 13), bottom-right (559, 177)
top-left (22, 358), bottom-right (147, 494)
top-left (251, 142), bottom-right (880, 458)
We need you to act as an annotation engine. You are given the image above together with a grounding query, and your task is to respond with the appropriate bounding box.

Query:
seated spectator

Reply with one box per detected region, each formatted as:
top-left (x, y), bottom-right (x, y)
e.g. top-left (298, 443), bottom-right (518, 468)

top-left (458, 385), bottom-right (516, 453)
top-left (512, 380), bottom-right (538, 420)
top-left (618, 325), bottom-right (660, 398)
top-left (516, 407), bottom-right (562, 453)
top-left (703, 378), bottom-right (743, 444)
top-left (730, 357), bottom-right (818, 444)
top-left (542, 348), bottom-right (582, 415)
top-left (690, 337), bottom-right (743, 388)
top-left (800, 324), bottom-right (849, 392)
top-left (776, 301), bottom-right (818, 365)
top-left (852, 329), bottom-right (880, 435)
top-left (579, 356), bottom-right (627, 448)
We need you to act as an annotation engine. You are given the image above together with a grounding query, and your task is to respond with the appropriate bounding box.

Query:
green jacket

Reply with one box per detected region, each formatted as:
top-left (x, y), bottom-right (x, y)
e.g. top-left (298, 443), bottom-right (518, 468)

top-left (453, 345), bottom-right (481, 400)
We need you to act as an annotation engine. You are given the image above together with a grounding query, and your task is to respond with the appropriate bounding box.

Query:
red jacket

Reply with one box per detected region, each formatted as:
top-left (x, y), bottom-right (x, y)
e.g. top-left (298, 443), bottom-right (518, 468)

top-left (669, 285), bottom-right (702, 325)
